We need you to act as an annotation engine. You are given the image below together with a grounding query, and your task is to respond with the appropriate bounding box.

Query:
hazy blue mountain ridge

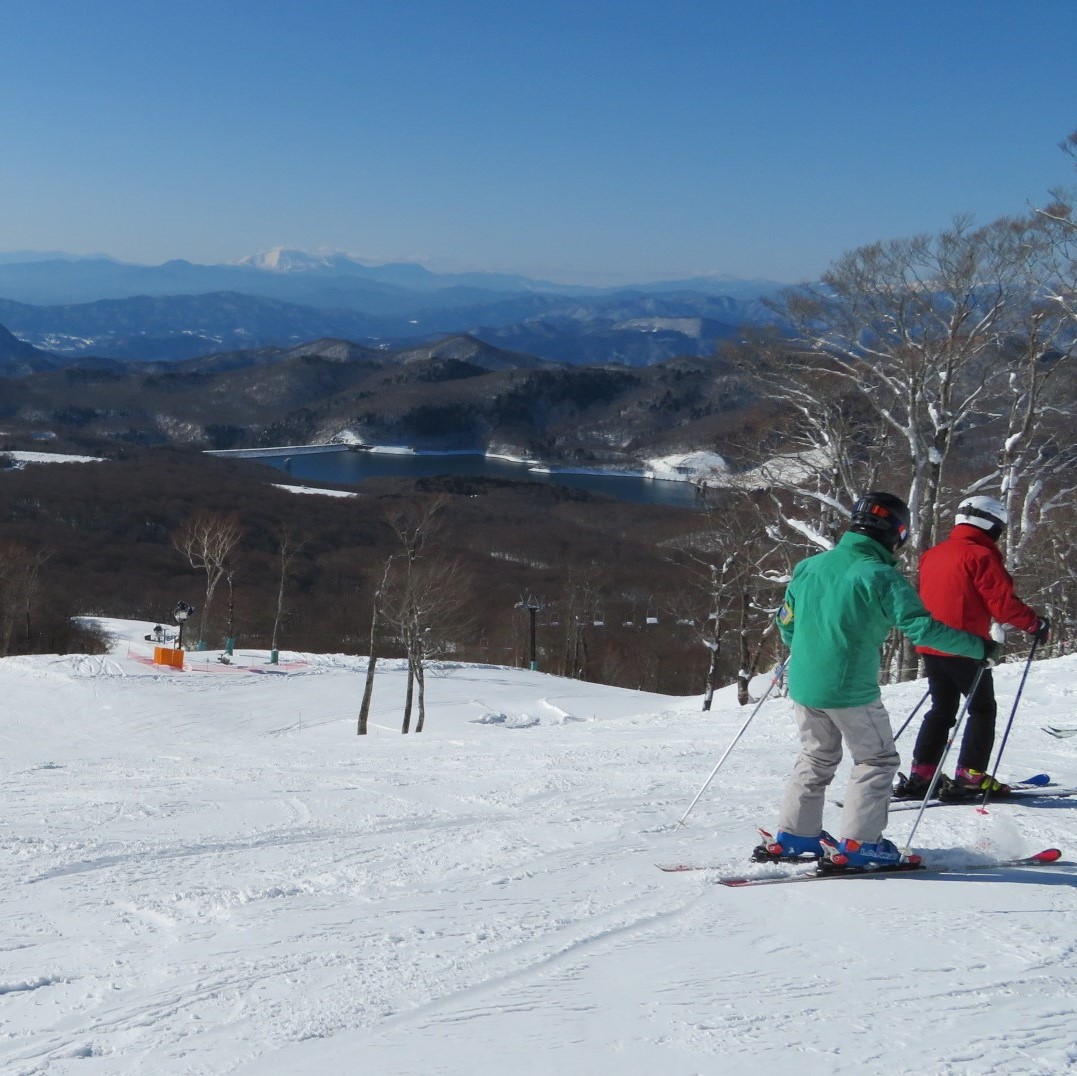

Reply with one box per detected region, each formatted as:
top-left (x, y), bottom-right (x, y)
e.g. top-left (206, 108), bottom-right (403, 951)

top-left (0, 250), bottom-right (786, 368)
top-left (0, 251), bottom-right (785, 307)
top-left (0, 288), bottom-right (777, 367)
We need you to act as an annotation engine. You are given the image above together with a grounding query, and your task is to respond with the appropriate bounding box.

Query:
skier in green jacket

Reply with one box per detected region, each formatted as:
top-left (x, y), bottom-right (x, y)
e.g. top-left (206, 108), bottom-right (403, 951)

top-left (762, 491), bottom-right (994, 869)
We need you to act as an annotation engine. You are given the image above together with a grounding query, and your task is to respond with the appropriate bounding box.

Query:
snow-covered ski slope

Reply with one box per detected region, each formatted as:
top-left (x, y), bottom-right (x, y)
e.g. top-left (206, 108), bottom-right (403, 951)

top-left (2, 620), bottom-right (1075, 1075)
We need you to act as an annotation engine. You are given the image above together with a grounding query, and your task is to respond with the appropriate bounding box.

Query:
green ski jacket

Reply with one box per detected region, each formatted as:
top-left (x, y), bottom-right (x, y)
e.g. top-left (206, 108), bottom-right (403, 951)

top-left (776, 531), bottom-right (986, 709)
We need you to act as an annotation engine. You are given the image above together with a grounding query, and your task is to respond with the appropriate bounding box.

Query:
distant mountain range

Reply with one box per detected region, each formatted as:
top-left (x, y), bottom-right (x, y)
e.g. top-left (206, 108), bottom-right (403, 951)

top-left (0, 247), bottom-right (787, 303)
top-left (0, 249), bottom-right (787, 367)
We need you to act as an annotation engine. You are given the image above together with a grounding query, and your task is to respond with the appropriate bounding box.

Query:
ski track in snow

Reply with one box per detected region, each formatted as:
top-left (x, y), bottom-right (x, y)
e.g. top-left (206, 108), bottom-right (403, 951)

top-left (1, 623), bottom-right (1075, 1075)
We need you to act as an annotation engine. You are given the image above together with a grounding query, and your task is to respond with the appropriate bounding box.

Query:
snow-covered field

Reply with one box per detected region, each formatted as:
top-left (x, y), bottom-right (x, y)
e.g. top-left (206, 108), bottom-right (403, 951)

top-left (2, 620), bottom-right (1075, 1075)
top-left (2, 451), bottom-right (104, 467)
top-left (271, 484), bottom-right (359, 499)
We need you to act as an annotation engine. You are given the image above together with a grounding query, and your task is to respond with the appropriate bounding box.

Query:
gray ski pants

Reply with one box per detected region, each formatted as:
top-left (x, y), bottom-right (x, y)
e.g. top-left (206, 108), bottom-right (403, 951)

top-left (778, 699), bottom-right (900, 844)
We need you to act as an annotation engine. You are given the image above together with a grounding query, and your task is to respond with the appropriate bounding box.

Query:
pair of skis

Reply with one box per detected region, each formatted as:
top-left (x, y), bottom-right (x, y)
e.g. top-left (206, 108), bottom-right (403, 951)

top-left (885, 772), bottom-right (1077, 812)
top-left (830, 773), bottom-right (1076, 810)
top-left (658, 848), bottom-right (1063, 887)
top-left (659, 767), bottom-right (1072, 885)
top-left (888, 787), bottom-right (1077, 811)
top-left (1044, 725), bottom-right (1077, 739)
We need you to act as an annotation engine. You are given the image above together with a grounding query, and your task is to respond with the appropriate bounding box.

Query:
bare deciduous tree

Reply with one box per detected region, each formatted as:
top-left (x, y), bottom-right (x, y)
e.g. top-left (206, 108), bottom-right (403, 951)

top-left (271, 528), bottom-right (306, 653)
top-left (552, 570), bottom-right (605, 681)
top-left (385, 552), bottom-right (472, 733)
top-left (173, 512), bottom-right (243, 646)
top-left (662, 501), bottom-right (752, 710)
top-left (966, 309), bottom-right (1076, 572)
top-left (667, 493), bottom-right (806, 705)
top-left (764, 216), bottom-right (1038, 555)
top-left (724, 204), bottom-right (1077, 679)
top-left (362, 495), bottom-right (472, 734)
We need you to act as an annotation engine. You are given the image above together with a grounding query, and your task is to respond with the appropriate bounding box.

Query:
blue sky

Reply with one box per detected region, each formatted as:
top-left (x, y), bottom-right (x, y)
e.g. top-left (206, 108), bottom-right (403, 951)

top-left (2, 0), bottom-right (1075, 285)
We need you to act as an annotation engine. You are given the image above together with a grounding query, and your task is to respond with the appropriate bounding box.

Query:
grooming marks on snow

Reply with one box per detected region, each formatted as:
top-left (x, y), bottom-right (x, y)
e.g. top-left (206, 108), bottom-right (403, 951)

top-left (265, 720), bottom-right (307, 736)
top-left (875, 970), bottom-right (1077, 1067)
top-left (363, 890), bottom-right (705, 1039)
top-left (4, 958), bottom-right (311, 1072)
top-left (61, 654), bottom-right (131, 679)
top-left (27, 819), bottom-right (333, 886)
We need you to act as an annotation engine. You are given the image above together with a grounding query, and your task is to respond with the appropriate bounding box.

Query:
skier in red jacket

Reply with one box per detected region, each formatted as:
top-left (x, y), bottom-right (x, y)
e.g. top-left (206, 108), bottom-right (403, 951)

top-left (900, 496), bottom-right (1050, 800)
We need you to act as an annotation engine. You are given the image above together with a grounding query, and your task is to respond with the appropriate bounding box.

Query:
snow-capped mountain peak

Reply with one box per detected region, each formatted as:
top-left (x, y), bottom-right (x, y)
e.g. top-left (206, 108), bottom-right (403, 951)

top-left (233, 246), bottom-right (363, 272)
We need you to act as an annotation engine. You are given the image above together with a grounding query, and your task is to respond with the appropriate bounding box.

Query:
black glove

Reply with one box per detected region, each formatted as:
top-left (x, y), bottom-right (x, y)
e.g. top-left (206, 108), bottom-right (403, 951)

top-left (1032, 617), bottom-right (1050, 645)
top-left (981, 637), bottom-right (1004, 667)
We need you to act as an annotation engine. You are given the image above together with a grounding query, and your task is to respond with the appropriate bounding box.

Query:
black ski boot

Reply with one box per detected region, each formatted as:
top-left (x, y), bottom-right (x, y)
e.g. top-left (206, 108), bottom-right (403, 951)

top-left (894, 771), bottom-right (954, 800)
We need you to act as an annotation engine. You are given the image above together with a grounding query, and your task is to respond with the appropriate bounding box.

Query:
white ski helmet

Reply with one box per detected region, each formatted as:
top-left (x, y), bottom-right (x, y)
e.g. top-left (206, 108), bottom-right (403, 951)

top-left (956, 495), bottom-right (1008, 536)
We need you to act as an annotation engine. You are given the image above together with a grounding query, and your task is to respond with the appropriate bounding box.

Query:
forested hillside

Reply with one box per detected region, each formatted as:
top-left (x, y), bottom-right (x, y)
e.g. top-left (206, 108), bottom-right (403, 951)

top-left (0, 343), bottom-right (768, 468)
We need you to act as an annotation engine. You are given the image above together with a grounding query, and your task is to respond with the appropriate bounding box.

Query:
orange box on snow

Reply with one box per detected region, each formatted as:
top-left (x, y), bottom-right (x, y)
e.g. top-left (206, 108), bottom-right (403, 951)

top-left (153, 646), bottom-right (184, 670)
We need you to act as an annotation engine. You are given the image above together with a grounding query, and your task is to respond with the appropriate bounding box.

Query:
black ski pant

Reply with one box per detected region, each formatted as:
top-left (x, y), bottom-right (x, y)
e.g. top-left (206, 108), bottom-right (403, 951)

top-left (912, 654), bottom-right (996, 773)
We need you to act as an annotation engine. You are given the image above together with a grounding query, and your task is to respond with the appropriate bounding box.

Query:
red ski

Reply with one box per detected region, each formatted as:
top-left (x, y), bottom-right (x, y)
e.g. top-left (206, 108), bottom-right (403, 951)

top-left (657, 848), bottom-right (1062, 886)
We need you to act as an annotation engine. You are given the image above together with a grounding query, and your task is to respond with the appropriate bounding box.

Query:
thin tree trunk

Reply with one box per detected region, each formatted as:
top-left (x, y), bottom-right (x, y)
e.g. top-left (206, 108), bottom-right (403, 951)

top-left (737, 641), bottom-right (767, 706)
top-left (402, 658), bottom-right (415, 733)
top-left (198, 571), bottom-right (224, 645)
top-left (271, 563), bottom-right (285, 651)
top-left (359, 564), bottom-right (391, 736)
top-left (415, 651), bottom-right (427, 733)
top-left (357, 653), bottom-right (377, 736)
top-left (736, 590), bottom-right (753, 705)
top-left (701, 615), bottom-right (721, 711)
top-left (575, 628), bottom-right (588, 679)
top-left (357, 602), bottom-right (379, 736)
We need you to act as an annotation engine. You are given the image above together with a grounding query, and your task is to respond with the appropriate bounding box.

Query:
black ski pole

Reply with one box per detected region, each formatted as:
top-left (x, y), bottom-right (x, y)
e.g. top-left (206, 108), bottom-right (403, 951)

top-left (893, 686), bottom-right (931, 743)
top-left (979, 638), bottom-right (1041, 812)
top-left (903, 662), bottom-right (989, 853)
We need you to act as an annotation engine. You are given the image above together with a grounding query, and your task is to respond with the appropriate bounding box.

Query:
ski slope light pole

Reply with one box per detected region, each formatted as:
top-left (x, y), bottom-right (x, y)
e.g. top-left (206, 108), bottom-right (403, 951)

top-left (676, 660), bottom-right (787, 828)
top-left (515, 594), bottom-right (544, 672)
top-left (902, 662), bottom-right (988, 852)
top-left (980, 638), bottom-right (1041, 813)
top-left (173, 601), bottom-right (194, 650)
top-left (525, 595), bottom-right (540, 671)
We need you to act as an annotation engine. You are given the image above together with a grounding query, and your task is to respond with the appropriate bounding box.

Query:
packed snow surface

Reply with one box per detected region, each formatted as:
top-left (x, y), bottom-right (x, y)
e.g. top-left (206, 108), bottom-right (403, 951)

top-left (2, 620), bottom-right (1075, 1075)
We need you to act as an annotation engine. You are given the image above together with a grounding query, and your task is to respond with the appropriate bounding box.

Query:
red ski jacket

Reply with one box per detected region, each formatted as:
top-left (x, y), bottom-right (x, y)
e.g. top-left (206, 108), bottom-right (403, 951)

top-left (916, 524), bottom-right (1039, 656)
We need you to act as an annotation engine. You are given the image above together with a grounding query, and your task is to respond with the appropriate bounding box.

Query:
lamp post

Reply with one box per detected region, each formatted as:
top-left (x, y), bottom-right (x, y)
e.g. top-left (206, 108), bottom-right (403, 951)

top-left (173, 601), bottom-right (194, 650)
top-left (519, 594), bottom-right (542, 672)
